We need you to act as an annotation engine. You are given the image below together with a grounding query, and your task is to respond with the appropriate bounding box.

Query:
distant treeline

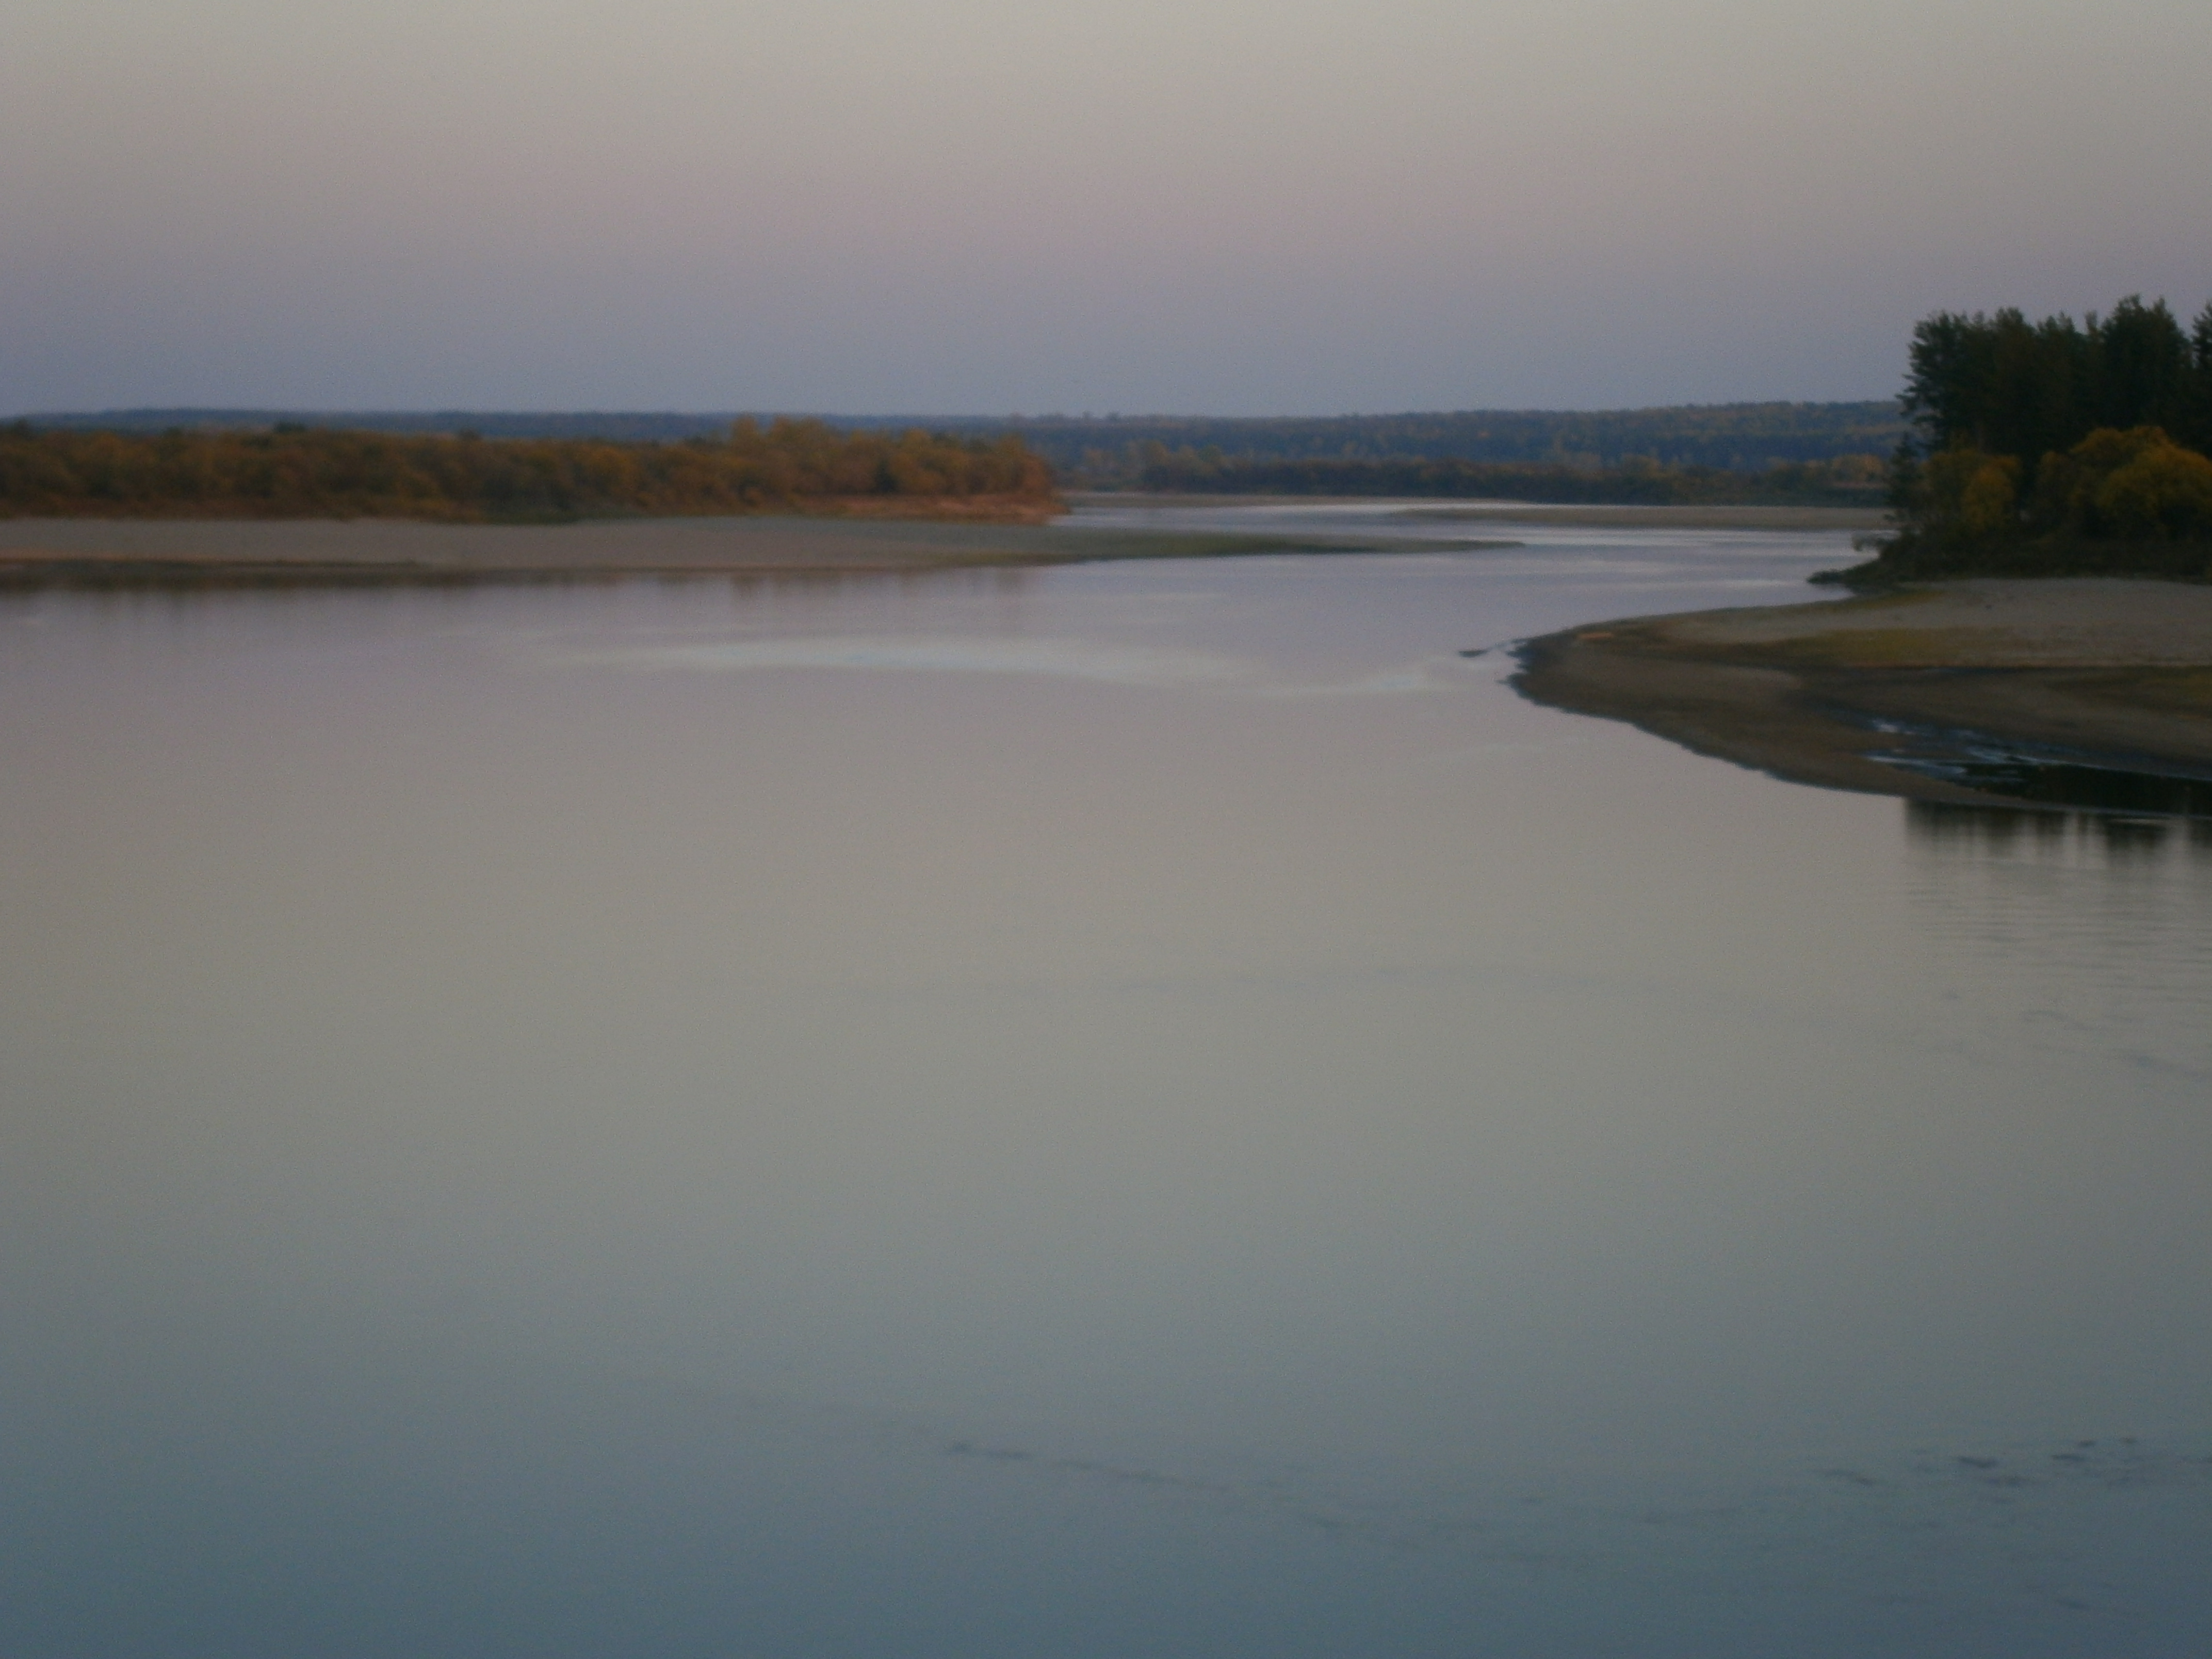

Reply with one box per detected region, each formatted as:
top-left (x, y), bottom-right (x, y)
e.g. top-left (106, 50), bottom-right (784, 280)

top-left (0, 419), bottom-right (1056, 521)
top-left (1004, 402), bottom-right (1905, 483)
top-left (24, 402), bottom-right (1907, 482)
top-left (1838, 296), bottom-right (2212, 584)
top-left (1128, 449), bottom-right (1884, 505)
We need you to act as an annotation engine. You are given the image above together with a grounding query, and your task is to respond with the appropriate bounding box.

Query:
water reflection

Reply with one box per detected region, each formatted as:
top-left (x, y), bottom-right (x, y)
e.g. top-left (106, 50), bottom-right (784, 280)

top-left (1900, 798), bottom-right (2212, 1103)
top-left (1885, 751), bottom-right (2212, 817)
top-left (1907, 801), bottom-right (2212, 860)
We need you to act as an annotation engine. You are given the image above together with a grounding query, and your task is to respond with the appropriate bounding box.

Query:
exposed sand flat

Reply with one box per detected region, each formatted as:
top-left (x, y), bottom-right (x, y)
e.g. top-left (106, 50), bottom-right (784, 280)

top-left (1513, 580), bottom-right (2212, 808)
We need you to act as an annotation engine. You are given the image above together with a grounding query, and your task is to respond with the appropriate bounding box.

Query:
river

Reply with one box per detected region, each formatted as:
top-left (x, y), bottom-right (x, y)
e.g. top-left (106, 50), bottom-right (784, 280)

top-left (3, 503), bottom-right (2206, 1656)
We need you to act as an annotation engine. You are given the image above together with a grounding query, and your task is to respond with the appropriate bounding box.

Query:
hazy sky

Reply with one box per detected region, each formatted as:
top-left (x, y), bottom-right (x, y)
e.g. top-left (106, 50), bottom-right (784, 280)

top-left (5, 0), bottom-right (2209, 415)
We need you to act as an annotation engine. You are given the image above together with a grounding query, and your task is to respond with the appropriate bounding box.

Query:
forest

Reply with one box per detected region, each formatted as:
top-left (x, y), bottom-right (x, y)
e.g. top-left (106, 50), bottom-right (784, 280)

top-left (0, 419), bottom-right (1056, 521)
top-left (1836, 295), bottom-right (2212, 583)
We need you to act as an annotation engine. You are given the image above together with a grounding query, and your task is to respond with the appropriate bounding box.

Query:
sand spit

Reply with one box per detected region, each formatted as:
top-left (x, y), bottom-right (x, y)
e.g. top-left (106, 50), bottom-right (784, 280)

top-left (1512, 579), bottom-right (2212, 810)
top-left (0, 515), bottom-right (1088, 583)
top-left (0, 513), bottom-right (1506, 586)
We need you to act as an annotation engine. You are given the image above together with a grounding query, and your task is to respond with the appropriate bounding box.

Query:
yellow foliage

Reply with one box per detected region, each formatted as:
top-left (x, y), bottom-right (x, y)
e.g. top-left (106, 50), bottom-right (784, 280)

top-left (2094, 443), bottom-right (2212, 539)
top-left (1922, 447), bottom-right (2019, 541)
top-left (2038, 426), bottom-right (2212, 540)
top-left (0, 421), bottom-right (1058, 520)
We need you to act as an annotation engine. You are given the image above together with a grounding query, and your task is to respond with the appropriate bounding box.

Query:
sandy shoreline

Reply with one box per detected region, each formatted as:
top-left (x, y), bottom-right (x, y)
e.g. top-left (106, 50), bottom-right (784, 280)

top-left (1512, 579), bottom-right (2212, 811)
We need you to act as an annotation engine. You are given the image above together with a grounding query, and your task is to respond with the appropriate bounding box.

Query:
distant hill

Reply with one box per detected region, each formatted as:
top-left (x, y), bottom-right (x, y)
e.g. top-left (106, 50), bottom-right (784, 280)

top-left (18, 402), bottom-right (1906, 483)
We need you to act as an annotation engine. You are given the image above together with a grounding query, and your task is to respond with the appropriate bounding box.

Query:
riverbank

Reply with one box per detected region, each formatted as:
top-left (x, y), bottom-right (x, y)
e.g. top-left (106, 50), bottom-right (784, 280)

top-left (1511, 579), bottom-right (2212, 811)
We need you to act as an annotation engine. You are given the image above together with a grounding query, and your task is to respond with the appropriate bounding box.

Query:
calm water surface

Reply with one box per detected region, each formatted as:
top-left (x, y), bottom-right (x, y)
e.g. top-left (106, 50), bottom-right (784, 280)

top-left (3, 506), bottom-right (2207, 1656)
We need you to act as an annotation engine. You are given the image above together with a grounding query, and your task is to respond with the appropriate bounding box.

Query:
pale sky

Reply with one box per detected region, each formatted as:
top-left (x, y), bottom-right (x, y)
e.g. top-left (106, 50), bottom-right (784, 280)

top-left (5, 0), bottom-right (2209, 415)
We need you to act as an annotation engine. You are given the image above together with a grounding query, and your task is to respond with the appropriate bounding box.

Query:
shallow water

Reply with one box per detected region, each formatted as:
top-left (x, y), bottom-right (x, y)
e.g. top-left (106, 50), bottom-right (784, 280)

top-left (3, 507), bottom-right (2207, 1657)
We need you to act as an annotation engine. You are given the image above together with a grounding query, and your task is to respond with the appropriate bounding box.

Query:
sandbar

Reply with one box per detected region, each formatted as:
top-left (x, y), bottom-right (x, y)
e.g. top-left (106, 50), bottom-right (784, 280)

top-left (1512, 580), bottom-right (2212, 810)
top-left (0, 514), bottom-right (1423, 586)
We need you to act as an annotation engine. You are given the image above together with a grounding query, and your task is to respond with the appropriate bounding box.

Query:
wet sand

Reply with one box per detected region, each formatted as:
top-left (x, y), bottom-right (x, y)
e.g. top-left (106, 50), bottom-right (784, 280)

top-left (1513, 579), bottom-right (2212, 808)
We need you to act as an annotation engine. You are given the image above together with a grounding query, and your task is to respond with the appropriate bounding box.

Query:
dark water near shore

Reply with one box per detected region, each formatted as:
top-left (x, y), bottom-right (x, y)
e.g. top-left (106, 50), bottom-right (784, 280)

top-left (4, 505), bottom-right (2207, 1656)
top-left (1883, 746), bottom-right (2212, 817)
